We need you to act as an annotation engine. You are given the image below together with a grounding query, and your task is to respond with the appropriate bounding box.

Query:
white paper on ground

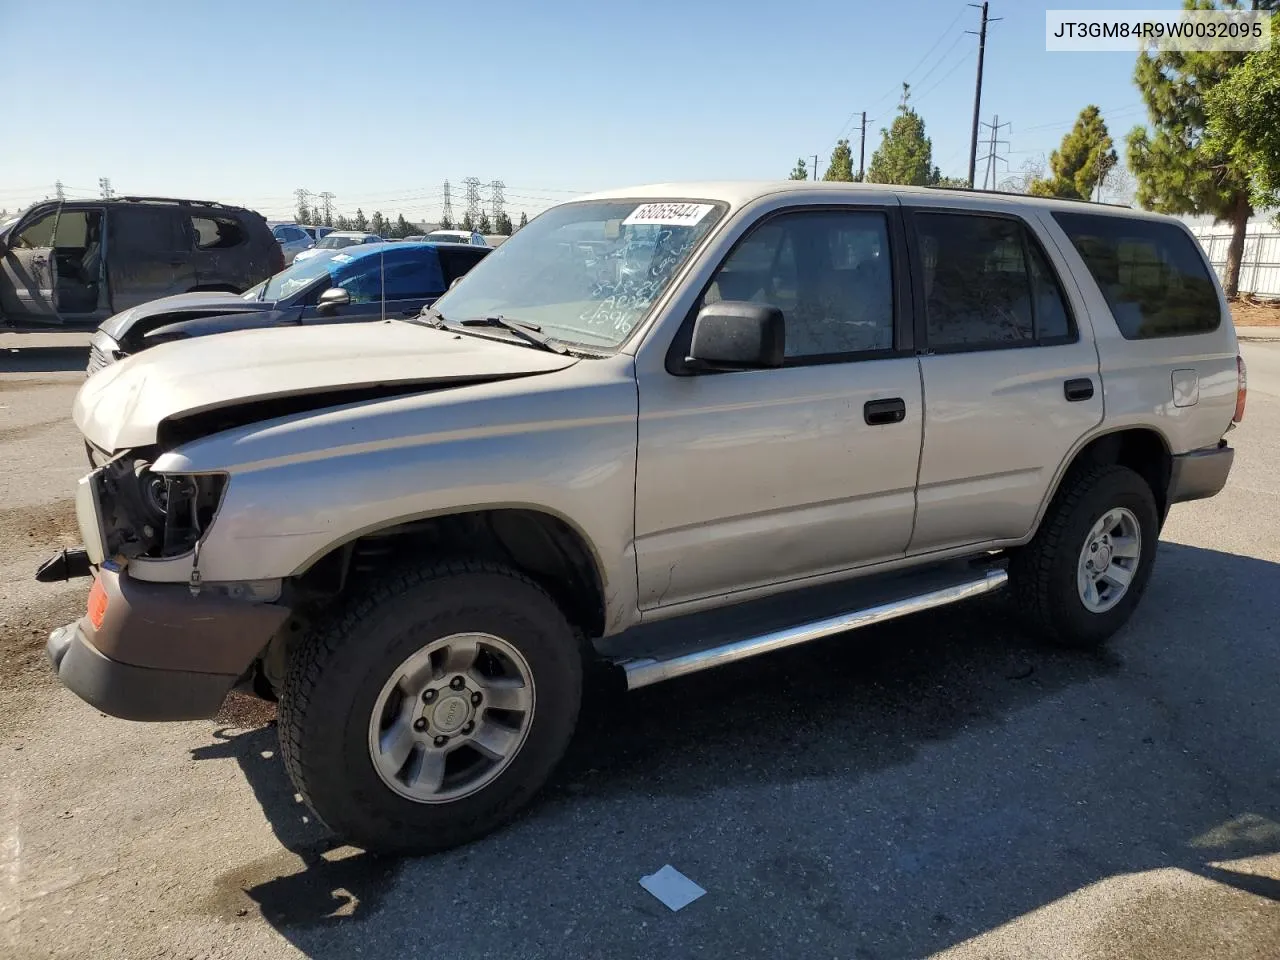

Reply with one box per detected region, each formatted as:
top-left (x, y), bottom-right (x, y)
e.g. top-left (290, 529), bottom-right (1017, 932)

top-left (638, 864), bottom-right (707, 911)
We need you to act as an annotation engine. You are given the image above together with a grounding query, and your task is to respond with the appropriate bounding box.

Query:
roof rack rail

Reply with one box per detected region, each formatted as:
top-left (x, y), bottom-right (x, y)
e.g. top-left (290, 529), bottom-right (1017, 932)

top-left (922, 184), bottom-right (1130, 208)
top-left (116, 195), bottom-right (239, 210)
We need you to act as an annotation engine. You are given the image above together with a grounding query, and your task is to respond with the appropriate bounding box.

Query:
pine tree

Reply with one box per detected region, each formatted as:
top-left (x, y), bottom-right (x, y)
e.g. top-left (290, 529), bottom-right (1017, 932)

top-left (867, 84), bottom-right (939, 186)
top-left (477, 211), bottom-right (492, 233)
top-left (822, 140), bottom-right (855, 182)
top-left (394, 213), bottom-right (412, 238)
top-left (1204, 9), bottom-right (1280, 215)
top-left (439, 213), bottom-right (454, 230)
top-left (1028, 106), bottom-right (1117, 201)
top-left (335, 215), bottom-right (352, 230)
top-left (461, 212), bottom-right (476, 232)
top-left (353, 208), bottom-right (368, 231)
top-left (789, 157), bottom-right (809, 181)
top-left (369, 211), bottom-right (386, 237)
top-left (495, 212), bottom-right (513, 235)
top-left (1127, 0), bottom-right (1260, 297)
top-left (518, 211), bottom-right (528, 230)
top-left (295, 201), bottom-right (310, 225)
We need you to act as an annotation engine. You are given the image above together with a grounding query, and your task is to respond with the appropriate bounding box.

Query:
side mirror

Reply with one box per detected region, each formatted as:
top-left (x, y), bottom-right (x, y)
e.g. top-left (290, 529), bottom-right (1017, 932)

top-left (686, 301), bottom-right (785, 370)
top-left (316, 287), bottom-right (351, 313)
top-left (449, 276), bottom-right (464, 290)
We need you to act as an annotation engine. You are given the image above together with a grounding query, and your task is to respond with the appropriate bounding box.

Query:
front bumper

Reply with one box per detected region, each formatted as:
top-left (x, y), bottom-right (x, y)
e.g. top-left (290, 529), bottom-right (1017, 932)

top-left (45, 564), bottom-right (290, 722)
top-left (1168, 440), bottom-right (1235, 505)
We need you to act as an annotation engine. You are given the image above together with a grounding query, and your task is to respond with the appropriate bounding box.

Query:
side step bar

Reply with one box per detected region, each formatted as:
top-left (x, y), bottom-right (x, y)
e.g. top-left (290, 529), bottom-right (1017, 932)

top-left (620, 567), bottom-right (1008, 690)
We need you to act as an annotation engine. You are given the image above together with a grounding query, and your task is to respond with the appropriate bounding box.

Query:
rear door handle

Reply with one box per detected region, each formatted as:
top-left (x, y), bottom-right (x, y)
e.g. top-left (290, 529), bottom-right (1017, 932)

top-left (1064, 378), bottom-right (1094, 402)
top-left (864, 397), bottom-right (906, 425)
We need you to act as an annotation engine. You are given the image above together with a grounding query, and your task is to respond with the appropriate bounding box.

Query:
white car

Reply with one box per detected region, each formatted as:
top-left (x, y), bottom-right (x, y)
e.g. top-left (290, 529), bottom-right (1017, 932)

top-left (269, 222), bottom-right (315, 265)
top-left (425, 229), bottom-right (489, 247)
top-left (293, 231), bottom-right (383, 263)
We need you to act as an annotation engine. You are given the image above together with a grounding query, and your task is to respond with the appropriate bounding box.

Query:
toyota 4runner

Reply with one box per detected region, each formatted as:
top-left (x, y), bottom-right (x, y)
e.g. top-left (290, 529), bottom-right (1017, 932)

top-left (37, 182), bottom-right (1245, 855)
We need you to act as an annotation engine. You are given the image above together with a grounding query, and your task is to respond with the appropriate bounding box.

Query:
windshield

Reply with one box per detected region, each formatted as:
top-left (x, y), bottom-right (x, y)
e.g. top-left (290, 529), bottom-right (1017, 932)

top-left (242, 251), bottom-right (339, 301)
top-left (317, 235), bottom-right (361, 249)
top-left (430, 199), bottom-right (725, 348)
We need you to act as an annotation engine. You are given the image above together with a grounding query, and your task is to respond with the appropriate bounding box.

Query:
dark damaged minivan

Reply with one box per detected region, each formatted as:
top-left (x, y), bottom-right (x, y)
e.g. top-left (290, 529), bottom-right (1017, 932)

top-left (0, 196), bottom-right (280, 331)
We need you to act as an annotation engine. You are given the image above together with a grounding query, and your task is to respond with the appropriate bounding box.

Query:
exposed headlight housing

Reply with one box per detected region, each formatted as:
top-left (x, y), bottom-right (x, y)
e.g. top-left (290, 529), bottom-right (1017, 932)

top-left (96, 457), bottom-right (228, 560)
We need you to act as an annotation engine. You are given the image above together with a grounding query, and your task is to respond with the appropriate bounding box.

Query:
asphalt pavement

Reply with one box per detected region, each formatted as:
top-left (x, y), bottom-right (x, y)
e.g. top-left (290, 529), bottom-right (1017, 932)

top-left (1, 344), bottom-right (1277, 960)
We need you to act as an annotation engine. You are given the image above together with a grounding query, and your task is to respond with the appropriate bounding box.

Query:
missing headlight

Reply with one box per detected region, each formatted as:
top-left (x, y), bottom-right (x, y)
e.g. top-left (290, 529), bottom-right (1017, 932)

top-left (99, 458), bottom-right (227, 559)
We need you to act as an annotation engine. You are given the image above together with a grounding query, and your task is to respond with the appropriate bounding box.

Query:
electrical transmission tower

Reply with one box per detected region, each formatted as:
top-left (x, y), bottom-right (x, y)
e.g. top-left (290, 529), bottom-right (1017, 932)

top-left (441, 180), bottom-right (454, 226)
top-left (98, 178), bottom-right (114, 199)
top-left (489, 180), bottom-right (505, 227)
top-left (294, 188), bottom-right (312, 219)
top-left (318, 191), bottom-right (335, 225)
top-left (463, 177), bottom-right (482, 226)
top-left (977, 115), bottom-right (1011, 190)
top-left (54, 180), bottom-right (65, 201)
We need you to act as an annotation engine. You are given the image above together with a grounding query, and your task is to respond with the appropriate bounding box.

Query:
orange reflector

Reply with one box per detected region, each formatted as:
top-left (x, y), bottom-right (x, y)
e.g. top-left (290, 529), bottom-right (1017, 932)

top-left (1234, 354), bottom-right (1247, 423)
top-left (87, 578), bottom-right (108, 630)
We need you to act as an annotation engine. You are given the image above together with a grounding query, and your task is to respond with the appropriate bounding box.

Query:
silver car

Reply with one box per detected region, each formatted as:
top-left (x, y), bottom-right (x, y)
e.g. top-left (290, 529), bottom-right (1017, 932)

top-left (293, 230), bottom-right (383, 263)
top-left (40, 181), bottom-right (1244, 858)
top-left (269, 222), bottom-right (314, 265)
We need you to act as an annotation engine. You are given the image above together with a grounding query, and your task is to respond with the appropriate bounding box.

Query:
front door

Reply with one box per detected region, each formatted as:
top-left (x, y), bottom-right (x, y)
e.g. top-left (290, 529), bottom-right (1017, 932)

top-left (634, 203), bottom-right (923, 610)
top-left (0, 209), bottom-right (60, 324)
top-left (298, 248), bottom-right (447, 324)
top-left (106, 206), bottom-right (196, 311)
top-left (904, 204), bottom-right (1103, 553)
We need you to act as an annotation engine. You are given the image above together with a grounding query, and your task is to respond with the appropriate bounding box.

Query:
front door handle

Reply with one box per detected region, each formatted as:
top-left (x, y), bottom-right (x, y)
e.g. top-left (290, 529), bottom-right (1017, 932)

top-left (1064, 378), bottom-right (1095, 402)
top-left (864, 397), bottom-right (906, 425)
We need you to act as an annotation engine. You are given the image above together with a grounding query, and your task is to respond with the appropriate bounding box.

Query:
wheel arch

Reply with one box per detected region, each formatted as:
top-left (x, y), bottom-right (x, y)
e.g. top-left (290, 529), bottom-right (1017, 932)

top-left (291, 505), bottom-right (610, 640)
top-left (1033, 426), bottom-right (1174, 535)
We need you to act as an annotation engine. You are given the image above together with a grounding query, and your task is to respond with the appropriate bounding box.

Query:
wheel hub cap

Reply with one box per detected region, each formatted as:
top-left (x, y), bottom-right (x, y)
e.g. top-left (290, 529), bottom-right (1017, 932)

top-left (431, 695), bottom-right (471, 734)
top-left (1076, 507), bottom-right (1142, 614)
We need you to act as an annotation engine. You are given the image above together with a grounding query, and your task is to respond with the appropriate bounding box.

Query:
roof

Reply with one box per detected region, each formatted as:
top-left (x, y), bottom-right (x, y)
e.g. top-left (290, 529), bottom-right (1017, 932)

top-left (572, 181), bottom-right (1182, 224)
top-left (324, 231), bottom-right (382, 239)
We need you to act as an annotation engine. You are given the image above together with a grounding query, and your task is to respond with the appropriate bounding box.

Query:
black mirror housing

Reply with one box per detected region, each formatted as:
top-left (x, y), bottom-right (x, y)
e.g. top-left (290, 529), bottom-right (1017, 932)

top-left (686, 301), bottom-right (785, 370)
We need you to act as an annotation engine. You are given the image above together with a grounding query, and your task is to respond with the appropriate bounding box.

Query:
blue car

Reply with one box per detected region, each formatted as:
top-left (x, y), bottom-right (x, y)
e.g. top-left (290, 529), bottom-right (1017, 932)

top-left (87, 241), bottom-right (491, 373)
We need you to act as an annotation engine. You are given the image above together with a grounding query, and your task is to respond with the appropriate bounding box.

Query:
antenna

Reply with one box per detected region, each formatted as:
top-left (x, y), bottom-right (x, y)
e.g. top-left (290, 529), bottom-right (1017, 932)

top-left (380, 244), bottom-right (386, 324)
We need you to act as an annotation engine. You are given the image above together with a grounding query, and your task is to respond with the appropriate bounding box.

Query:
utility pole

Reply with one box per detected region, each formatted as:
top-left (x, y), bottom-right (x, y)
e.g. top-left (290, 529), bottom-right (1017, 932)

top-left (812, 154), bottom-right (820, 181)
top-left (98, 177), bottom-right (114, 200)
top-left (977, 115), bottom-right (1010, 190)
top-left (966, 3), bottom-right (1001, 189)
top-left (858, 111), bottom-right (868, 181)
top-left (441, 180), bottom-right (454, 227)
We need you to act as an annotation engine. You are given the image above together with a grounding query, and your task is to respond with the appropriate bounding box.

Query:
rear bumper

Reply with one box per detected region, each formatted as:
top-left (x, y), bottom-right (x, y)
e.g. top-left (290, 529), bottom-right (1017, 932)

top-left (1168, 441), bottom-right (1234, 504)
top-left (46, 565), bottom-right (290, 722)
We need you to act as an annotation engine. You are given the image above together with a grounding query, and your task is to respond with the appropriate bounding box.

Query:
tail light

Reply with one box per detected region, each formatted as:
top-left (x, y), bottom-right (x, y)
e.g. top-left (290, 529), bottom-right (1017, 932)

top-left (1234, 354), bottom-right (1247, 423)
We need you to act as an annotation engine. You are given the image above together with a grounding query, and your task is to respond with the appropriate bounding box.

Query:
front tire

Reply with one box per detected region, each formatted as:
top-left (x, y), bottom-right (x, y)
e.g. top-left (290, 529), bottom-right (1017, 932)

top-left (1010, 464), bottom-right (1160, 649)
top-left (278, 560), bottom-right (583, 855)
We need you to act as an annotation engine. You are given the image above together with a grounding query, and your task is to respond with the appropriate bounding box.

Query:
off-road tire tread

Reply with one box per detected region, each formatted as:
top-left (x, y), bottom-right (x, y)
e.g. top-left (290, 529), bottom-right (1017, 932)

top-left (277, 558), bottom-right (581, 855)
top-left (1009, 464), bottom-right (1157, 649)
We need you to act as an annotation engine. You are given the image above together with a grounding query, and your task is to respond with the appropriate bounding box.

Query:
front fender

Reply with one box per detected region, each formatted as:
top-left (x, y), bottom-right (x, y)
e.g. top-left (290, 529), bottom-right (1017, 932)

top-left (142, 308), bottom-right (297, 346)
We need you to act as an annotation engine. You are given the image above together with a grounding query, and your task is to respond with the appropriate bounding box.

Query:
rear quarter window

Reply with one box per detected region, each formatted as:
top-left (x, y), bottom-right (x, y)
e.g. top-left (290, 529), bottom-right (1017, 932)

top-left (193, 216), bottom-right (247, 249)
top-left (1052, 212), bottom-right (1221, 340)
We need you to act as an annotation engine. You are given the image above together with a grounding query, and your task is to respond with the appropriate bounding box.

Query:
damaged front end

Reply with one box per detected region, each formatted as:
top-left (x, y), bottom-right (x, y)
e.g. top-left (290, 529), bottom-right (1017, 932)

top-left (36, 445), bottom-right (228, 582)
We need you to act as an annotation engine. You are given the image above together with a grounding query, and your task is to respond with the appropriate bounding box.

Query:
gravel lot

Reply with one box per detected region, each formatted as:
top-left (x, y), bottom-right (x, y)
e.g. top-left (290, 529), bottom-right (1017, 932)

top-left (2, 343), bottom-right (1278, 960)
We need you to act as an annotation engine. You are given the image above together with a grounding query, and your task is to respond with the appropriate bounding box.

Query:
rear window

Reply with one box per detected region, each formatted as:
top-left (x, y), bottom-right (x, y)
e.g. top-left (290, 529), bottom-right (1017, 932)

top-left (1052, 213), bottom-right (1221, 340)
top-left (193, 216), bottom-right (246, 249)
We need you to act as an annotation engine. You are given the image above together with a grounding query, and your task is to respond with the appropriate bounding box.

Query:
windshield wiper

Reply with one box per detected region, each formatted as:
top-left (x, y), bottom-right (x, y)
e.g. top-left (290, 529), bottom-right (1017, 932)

top-left (413, 304), bottom-right (448, 328)
top-left (456, 315), bottom-right (568, 354)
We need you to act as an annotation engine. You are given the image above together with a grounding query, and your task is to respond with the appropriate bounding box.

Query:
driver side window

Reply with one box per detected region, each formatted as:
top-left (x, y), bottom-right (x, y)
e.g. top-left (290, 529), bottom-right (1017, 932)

top-left (699, 209), bottom-right (894, 360)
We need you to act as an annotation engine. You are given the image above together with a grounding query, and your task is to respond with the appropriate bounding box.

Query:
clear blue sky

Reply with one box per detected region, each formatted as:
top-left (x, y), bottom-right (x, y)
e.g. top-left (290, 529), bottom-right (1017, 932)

top-left (0, 0), bottom-right (1157, 222)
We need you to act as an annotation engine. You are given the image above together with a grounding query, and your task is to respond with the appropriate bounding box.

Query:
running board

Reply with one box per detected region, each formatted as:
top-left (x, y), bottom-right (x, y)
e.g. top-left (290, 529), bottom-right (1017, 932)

top-left (619, 567), bottom-right (1008, 690)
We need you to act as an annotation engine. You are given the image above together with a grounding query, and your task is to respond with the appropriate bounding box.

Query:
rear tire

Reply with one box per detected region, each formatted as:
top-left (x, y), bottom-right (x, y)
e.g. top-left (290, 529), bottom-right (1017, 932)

top-left (278, 560), bottom-right (582, 855)
top-left (1009, 464), bottom-right (1159, 649)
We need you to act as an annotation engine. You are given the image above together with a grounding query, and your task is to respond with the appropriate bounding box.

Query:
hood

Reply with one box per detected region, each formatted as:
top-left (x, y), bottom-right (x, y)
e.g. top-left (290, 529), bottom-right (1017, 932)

top-left (74, 321), bottom-right (579, 452)
top-left (100, 291), bottom-right (268, 340)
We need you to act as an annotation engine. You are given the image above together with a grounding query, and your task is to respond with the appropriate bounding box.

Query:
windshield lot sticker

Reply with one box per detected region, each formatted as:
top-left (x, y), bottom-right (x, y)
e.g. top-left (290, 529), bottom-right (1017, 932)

top-left (622, 203), bottom-right (714, 227)
top-left (330, 253), bottom-right (354, 263)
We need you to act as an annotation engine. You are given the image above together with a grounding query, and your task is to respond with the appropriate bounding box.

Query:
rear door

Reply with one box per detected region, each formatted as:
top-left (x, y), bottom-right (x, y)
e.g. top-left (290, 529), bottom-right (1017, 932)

top-left (0, 209), bottom-right (60, 324)
top-left (903, 201), bottom-right (1103, 553)
top-left (106, 206), bottom-right (196, 310)
top-left (191, 213), bottom-right (255, 289)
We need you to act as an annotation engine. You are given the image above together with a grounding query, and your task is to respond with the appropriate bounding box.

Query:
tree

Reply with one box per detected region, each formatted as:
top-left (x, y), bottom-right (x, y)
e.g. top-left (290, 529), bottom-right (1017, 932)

top-left (866, 84), bottom-right (939, 186)
top-left (1097, 164), bottom-right (1137, 206)
top-left (1027, 105), bottom-right (1117, 200)
top-left (1127, 0), bottom-right (1261, 297)
top-left (461, 211), bottom-right (476, 231)
top-left (998, 154), bottom-right (1049, 194)
top-left (335, 214), bottom-right (352, 230)
top-left (477, 211), bottom-right (492, 233)
top-left (1204, 11), bottom-right (1280, 216)
top-left (394, 213), bottom-right (413, 238)
top-left (494, 211), bottom-right (513, 235)
top-left (789, 157), bottom-right (809, 181)
top-left (823, 140), bottom-right (855, 182)
top-left (369, 211), bottom-right (386, 237)
top-left (934, 176), bottom-right (970, 189)
top-left (352, 208), bottom-right (368, 231)
top-left (518, 211), bottom-right (528, 230)
top-left (295, 200), bottom-right (310, 225)
top-left (439, 213), bottom-right (454, 230)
